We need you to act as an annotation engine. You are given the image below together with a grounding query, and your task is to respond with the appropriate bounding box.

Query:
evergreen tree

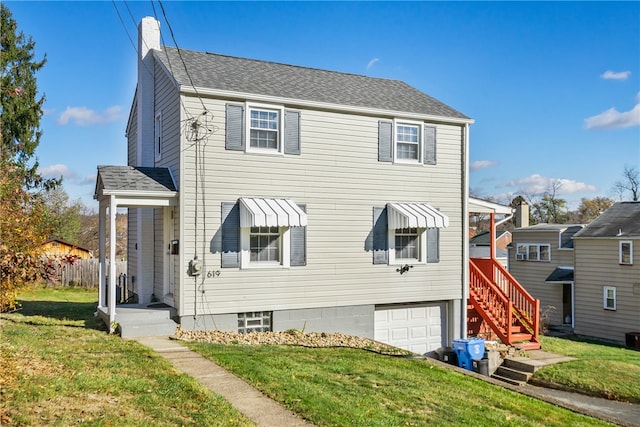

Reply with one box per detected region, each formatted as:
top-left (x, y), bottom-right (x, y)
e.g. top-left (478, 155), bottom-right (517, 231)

top-left (0, 4), bottom-right (56, 311)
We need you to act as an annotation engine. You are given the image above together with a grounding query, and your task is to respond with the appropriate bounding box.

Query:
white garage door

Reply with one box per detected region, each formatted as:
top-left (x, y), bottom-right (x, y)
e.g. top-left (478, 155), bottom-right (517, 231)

top-left (374, 303), bottom-right (446, 354)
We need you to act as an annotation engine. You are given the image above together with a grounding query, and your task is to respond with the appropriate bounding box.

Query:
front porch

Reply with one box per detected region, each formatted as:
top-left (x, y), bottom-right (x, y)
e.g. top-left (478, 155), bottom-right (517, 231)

top-left (94, 166), bottom-right (179, 333)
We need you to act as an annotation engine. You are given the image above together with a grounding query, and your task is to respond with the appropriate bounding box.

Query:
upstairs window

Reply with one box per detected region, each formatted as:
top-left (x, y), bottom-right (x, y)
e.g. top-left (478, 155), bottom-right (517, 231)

top-left (154, 112), bottom-right (162, 161)
top-left (226, 103), bottom-right (300, 155)
top-left (396, 124), bottom-right (420, 161)
top-left (516, 243), bottom-right (551, 261)
top-left (250, 108), bottom-right (279, 150)
top-left (620, 241), bottom-right (633, 265)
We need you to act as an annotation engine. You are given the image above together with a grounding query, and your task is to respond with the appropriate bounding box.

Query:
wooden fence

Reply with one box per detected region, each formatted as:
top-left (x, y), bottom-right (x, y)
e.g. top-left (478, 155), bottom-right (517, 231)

top-left (49, 259), bottom-right (127, 288)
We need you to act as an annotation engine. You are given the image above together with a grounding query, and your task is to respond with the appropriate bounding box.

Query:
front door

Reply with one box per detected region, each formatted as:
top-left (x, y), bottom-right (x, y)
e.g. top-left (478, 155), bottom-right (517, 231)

top-left (163, 207), bottom-right (176, 306)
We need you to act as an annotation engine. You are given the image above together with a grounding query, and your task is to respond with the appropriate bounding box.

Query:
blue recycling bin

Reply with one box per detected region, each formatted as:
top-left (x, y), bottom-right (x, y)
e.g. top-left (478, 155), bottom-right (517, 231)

top-left (452, 338), bottom-right (485, 371)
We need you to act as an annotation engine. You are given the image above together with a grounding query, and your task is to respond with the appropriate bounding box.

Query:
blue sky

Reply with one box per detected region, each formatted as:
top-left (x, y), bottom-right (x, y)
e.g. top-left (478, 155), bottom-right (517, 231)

top-left (6, 1), bottom-right (640, 210)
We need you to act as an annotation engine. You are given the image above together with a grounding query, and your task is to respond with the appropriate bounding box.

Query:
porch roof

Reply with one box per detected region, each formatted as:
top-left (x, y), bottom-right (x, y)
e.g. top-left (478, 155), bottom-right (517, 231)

top-left (94, 166), bottom-right (178, 206)
top-left (545, 267), bottom-right (574, 283)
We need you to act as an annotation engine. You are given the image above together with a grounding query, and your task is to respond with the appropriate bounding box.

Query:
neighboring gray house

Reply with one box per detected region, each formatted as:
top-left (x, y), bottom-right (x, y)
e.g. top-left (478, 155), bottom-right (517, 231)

top-left (572, 202), bottom-right (640, 345)
top-left (508, 224), bottom-right (585, 328)
top-left (94, 17), bottom-right (474, 354)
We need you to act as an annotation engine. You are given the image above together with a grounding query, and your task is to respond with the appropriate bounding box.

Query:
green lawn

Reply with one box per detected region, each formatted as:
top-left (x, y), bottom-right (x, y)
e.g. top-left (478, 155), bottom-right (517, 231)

top-left (0, 287), bottom-right (253, 426)
top-left (535, 336), bottom-right (640, 403)
top-left (185, 344), bottom-right (611, 426)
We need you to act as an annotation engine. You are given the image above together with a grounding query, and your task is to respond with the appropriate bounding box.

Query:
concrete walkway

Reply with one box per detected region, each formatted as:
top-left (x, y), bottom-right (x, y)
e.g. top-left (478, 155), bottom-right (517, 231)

top-left (133, 336), bottom-right (314, 427)
top-left (135, 336), bottom-right (640, 427)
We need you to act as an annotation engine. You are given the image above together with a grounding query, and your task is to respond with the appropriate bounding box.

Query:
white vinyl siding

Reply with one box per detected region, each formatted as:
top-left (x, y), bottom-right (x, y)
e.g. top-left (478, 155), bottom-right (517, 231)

top-left (178, 96), bottom-right (464, 317)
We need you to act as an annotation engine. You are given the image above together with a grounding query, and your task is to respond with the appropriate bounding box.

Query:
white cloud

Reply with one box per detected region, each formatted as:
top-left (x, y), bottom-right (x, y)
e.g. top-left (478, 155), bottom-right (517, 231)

top-left (470, 160), bottom-right (498, 171)
top-left (78, 174), bottom-right (97, 186)
top-left (584, 93), bottom-right (640, 130)
top-left (39, 164), bottom-right (75, 179)
top-left (497, 174), bottom-right (597, 195)
top-left (57, 105), bottom-right (124, 126)
top-left (601, 70), bottom-right (631, 80)
top-left (366, 57), bottom-right (379, 70)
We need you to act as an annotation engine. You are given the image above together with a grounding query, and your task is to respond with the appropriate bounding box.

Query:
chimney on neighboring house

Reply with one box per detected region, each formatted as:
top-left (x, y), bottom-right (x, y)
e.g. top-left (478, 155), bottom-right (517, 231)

top-left (136, 17), bottom-right (161, 167)
top-left (515, 199), bottom-right (529, 228)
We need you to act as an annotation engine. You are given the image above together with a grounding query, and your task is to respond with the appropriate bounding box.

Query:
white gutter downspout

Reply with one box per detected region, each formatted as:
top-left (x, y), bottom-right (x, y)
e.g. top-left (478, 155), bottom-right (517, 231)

top-left (462, 122), bottom-right (470, 339)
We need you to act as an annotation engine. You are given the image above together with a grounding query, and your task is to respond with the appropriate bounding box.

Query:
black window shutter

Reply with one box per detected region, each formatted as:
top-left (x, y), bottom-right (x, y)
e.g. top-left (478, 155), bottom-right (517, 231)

top-left (378, 121), bottom-right (393, 162)
top-left (427, 227), bottom-right (440, 263)
top-left (424, 125), bottom-right (436, 165)
top-left (225, 104), bottom-right (245, 151)
top-left (221, 202), bottom-right (240, 267)
top-left (373, 206), bottom-right (388, 264)
top-left (284, 110), bottom-right (301, 155)
top-left (290, 204), bottom-right (306, 266)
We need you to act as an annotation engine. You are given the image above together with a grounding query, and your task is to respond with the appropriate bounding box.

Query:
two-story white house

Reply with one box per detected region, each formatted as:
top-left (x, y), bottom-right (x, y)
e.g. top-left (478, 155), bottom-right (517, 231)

top-left (94, 17), bottom-right (474, 354)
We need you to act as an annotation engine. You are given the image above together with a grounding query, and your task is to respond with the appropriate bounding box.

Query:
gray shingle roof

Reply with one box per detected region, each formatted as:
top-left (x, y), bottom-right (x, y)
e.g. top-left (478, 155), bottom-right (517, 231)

top-left (96, 166), bottom-right (177, 195)
top-left (154, 47), bottom-right (469, 120)
top-left (574, 202), bottom-right (640, 238)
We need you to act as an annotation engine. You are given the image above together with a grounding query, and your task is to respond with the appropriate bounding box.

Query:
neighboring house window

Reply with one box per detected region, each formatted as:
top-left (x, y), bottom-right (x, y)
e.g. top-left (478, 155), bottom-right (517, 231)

top-left (516, 243), bottom-right (551, 261)
top-left (603, 286), bottom-right (616, 310)
top-left (249, 226), bottom-right (280, 263)
top-left (620, 241), bottom-right (633, 265)
top-left (154, 112), bottom-right (162, 161)
top-left (378, 120), bottom-right (436, 165)
top-left (225, 103), bottom-right (301, 155)
top-left (238, 311), bottom-right (272, 333)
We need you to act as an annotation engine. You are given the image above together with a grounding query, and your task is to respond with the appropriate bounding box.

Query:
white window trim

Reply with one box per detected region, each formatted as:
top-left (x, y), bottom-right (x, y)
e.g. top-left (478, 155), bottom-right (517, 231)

top-left (245, 102), bottom-right (285, 155)
top-left (515, 243), bottom-right (551, 262)
top-left (240, 226), bottom-right (290, 269)
top-left (619, 241), bottom-right (633, 265)
top-left (393, 118), bottom-right (423, 164)
top-left (154, 111), bottom-right (162, 161)
top-left (388, 227), bottom-right (426, 265)
top-left (603, 286), bottom-right (616, 310)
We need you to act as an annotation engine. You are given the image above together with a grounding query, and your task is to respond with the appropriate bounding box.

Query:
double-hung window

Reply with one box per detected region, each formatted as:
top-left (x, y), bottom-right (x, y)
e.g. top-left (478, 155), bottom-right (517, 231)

top-left (249, 226), bottom-right (280, 263)
top-left (396, 124), bottom-right (420, 161)
top-left (250, 108), bottom-right (279, 150)
top-left (603, 286), bottom-right (616, 310)
top-left (620, 241), bottom-right (633, 265)
top-left (394, 120), bottom-right (422, 163)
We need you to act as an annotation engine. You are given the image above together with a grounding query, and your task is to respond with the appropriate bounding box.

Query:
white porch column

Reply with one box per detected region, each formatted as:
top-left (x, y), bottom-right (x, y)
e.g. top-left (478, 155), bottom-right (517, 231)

top-left (109, 195), bottom-right (118, 331)
top-left (98, 201), bottom-right (106, 309)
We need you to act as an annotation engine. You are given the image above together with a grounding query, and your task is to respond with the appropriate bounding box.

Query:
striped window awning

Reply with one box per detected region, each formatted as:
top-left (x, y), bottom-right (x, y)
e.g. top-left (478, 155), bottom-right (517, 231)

top-left (387, 203), bottom-right (449, 229)
top-left (239, 198), bottom-right (307, 227)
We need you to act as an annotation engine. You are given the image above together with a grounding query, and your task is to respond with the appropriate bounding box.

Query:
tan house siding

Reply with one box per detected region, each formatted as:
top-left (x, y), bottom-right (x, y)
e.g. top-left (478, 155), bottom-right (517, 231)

top-left (177, 95), bottom-right (464, 317)
top-left (509, 229), bottom-right (575, 326)
top-left (573, 238), bottom-right (640, 343)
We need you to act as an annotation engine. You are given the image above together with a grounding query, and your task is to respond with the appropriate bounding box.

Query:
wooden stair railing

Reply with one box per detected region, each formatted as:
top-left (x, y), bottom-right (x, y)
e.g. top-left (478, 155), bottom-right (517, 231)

top-left (469, 258), bottom-right (540, 350)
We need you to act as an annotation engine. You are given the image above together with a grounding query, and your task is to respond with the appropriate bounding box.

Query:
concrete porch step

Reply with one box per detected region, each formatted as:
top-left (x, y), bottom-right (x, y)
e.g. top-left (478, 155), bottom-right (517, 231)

top-left (494, 365), bottom-right (532, 383)
top-left (490, 373), bottom-right (527, 386)
top-left (120, 318), bottom-right (177, 338)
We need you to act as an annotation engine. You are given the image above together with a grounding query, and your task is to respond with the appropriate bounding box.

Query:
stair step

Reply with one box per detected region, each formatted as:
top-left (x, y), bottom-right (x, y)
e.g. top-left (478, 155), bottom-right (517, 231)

top-left (510, 333), bottom-right (533, 342)
top-left (119, 319), bottom-right (177, 338)
top-left (503, 357), bottom-right (537, 373)
top-left (494, 366), bottom-right (531, 382)
top-left (491, 373), bottom-right (527, 386)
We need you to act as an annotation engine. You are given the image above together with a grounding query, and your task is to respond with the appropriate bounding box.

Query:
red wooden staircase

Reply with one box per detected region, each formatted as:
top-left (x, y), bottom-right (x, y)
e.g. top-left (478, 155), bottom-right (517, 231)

top-left (469, 257), bottom-right (541, 350)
